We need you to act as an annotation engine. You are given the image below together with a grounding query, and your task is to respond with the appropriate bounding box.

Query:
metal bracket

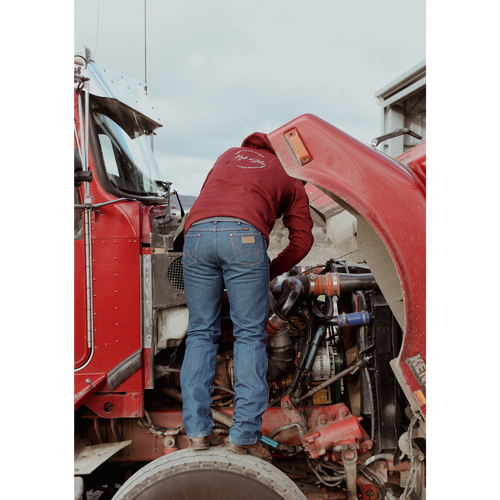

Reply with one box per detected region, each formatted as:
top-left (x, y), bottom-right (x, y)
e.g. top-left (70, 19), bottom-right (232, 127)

top-left (74, 197), bottom-right (133, 213)
top-left (341, 444), bottom-right (358, 500)
top-left (371, 128), bottom-right (422, 148)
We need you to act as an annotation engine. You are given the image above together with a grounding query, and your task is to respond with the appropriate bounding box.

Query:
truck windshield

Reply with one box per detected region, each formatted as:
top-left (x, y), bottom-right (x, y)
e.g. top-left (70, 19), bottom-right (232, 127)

top-left (94, 112), bottom-right (166, 198)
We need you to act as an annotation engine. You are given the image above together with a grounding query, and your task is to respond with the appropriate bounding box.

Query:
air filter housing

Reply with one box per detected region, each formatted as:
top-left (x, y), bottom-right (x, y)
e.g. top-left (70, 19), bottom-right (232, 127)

top-left (152, 252), bottom-right (186, 308)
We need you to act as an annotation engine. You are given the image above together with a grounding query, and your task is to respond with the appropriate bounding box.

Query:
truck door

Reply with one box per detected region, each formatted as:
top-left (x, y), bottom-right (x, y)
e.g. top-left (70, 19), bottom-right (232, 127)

top-left (74, 154), bottom-right (91, 369)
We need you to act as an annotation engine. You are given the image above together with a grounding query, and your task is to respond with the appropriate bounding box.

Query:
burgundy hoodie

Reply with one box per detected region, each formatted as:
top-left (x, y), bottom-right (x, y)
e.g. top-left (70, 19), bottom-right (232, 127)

top-left (185, 132), bottom-right (314, 280)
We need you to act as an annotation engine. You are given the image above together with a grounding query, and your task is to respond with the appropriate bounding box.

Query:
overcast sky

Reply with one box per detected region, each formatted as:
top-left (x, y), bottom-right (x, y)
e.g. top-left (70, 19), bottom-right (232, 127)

top-left (74, 0), bottom-right (426, 196)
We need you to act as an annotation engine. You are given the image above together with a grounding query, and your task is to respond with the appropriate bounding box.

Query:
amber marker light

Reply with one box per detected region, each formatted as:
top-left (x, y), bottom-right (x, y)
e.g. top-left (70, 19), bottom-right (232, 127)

top-left (284, 128), bottom-right (312, 166)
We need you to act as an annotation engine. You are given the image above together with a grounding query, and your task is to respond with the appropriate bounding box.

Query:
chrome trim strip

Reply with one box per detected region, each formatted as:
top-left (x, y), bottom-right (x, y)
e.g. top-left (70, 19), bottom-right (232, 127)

top-left (108, 349), bottom-right (143, 392)
top-left (142, 254), bottom-right (153, 349)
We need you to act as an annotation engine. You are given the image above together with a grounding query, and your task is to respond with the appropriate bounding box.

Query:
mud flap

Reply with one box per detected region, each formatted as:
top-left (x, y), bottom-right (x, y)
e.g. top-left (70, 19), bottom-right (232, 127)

top-left (74, 440), bottom-right (132, 475)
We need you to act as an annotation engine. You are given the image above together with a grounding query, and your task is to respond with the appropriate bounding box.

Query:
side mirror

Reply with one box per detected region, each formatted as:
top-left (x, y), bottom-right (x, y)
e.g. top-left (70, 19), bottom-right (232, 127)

top-left (71, 148), bottom-right (83, 172)
top-left (75, 170), bottom-right (93, 186)
top-left (74, 148), bottom-right (93, 187)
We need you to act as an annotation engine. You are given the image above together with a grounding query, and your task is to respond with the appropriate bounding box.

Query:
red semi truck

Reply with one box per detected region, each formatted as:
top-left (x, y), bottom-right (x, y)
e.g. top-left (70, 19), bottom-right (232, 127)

top-left (74, 50), bottom-right (426, 500)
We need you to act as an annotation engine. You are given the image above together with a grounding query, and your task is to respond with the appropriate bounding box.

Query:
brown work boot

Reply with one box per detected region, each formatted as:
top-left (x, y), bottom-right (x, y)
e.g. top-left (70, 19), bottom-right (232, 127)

top-left (189, 431), bottom-right (224, 450)
top-left (226, 441), bottom-right (272, 461)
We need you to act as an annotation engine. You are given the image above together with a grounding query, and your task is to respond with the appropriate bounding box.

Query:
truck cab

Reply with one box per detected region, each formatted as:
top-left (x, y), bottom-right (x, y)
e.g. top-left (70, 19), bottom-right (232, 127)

top-left (74, 49), bottom-right (186, 412)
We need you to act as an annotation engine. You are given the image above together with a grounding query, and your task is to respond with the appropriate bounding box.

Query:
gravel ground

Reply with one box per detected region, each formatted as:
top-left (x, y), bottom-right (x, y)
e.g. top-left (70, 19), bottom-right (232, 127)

top-left (84, 485), bottom-right (121, 500)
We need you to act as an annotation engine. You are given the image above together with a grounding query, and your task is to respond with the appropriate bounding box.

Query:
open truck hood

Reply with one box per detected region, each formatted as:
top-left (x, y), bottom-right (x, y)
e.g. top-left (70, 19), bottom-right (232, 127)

top-left (268, 114), bottom-right (426, 418)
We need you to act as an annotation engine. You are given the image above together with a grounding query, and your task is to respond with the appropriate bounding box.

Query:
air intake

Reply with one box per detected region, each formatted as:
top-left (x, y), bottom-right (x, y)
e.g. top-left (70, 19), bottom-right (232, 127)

top-left (167, 256), bottom-right (184, 292)
top-left (152, 252), bottom-right (187, 308)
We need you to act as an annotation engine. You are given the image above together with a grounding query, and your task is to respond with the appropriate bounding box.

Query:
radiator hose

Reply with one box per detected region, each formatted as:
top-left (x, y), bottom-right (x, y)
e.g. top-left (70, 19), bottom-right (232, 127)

top-left (266, 272), bottom-right (376, 340)
top-left (266, 325), bottom-right (294, 383)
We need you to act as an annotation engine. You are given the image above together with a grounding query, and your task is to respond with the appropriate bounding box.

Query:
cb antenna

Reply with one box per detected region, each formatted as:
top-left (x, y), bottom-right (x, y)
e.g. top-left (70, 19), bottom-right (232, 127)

top-left (144, 0), bottom-right (147, 95)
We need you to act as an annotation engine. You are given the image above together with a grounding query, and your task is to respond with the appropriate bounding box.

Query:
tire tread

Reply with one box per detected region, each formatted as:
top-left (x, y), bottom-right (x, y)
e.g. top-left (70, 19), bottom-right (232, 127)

top-left (112, 448), bottom-right (306, 500)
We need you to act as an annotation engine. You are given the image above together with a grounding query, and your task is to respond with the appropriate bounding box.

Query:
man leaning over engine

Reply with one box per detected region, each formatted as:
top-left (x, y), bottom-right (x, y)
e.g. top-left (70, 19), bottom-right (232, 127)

top-left (180, 132), bottom-right (314, 460)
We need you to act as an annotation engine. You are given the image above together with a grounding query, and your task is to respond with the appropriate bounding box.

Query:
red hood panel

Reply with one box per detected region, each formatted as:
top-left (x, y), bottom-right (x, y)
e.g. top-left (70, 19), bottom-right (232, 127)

top-left (268, 114), bottom-right (426, 418)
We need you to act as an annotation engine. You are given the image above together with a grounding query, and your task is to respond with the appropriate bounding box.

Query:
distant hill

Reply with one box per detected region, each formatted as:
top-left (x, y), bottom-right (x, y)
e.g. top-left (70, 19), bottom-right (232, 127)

top-left (176, 194), bottom-right (197, 209)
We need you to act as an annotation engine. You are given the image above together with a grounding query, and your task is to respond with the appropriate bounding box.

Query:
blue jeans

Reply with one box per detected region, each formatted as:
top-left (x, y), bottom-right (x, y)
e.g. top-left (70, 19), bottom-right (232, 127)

top-left (180, 221), bottom-right (270, 445)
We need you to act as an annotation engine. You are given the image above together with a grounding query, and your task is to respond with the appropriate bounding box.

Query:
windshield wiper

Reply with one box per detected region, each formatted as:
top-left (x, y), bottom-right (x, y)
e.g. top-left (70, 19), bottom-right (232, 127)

top-left (155, 179), bottom-right (172, 195)
top-left (155, 180), bottom-right (185, 218)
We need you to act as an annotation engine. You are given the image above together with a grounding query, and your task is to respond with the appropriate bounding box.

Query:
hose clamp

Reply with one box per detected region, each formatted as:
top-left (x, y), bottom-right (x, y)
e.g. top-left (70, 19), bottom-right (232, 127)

top-left (309, 274), bottom-right (316, 295)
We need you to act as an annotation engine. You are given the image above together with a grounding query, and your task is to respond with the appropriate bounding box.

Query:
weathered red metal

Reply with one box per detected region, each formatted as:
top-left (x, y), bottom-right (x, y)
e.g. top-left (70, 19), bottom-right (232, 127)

top-left (98, 401), bottom-right (371, 464)
top-left (301, 405), bottom-right (371, 460)
top-left (268, 114), bottom-right (426, 419)
top-left (74, 93), bottom-right (144, 404)
top-left (396, 142), bottom-right (426, 187)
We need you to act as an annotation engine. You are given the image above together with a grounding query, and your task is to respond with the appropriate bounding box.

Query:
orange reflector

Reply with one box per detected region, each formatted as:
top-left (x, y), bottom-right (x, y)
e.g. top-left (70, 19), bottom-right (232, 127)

top-left (284, 128), bottom-right (312, 166)
top-left (414, 390), bottom-right (426, 406)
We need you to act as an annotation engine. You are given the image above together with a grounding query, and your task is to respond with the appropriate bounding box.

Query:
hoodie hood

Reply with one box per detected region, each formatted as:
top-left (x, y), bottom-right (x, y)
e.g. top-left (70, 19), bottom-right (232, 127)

top-left (241, 132), bottom-right (276, 154)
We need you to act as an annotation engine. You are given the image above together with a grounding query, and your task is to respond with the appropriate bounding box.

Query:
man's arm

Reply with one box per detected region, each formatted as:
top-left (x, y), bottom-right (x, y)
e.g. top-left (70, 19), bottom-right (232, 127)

top-left (269, 183), bottom-right (314, 280)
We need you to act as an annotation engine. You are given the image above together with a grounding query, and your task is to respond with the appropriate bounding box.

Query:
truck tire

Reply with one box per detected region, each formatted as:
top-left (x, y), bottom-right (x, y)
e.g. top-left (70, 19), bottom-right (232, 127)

top-left (111, 447), bottom-right (307, 500)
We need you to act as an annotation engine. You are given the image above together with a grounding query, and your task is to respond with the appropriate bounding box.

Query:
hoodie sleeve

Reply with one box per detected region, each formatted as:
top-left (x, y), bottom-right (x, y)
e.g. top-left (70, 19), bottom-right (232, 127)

top-left (269, 181), bottom-right (314, 280)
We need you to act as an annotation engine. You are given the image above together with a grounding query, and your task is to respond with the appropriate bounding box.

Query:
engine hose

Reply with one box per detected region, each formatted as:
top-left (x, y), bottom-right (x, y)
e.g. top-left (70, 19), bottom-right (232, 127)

top-left (309, 272), bottom-right (377, 297)
top-left (271, 300), bottom-right (332, 405)
top-left (290, 323), bottom-right (330, 401)
top-left (268, 312), bottom-right (314, 406)
top-left (310, 299), bottom-right (371, 328)
top-left (266, 272), bottom-right (376, 340)
top-left (269, 422), bottom-right (303, 440)
top-left (266, 277), bottom-right (308, 339)
top-left (266, 350), bottom-right (294, 383)
top-left (266, 273), bottom-right (377, 406)
top-left (337, 312), bottom-right (371, 327)
top-left (303, 324), bottom-right (328, 374)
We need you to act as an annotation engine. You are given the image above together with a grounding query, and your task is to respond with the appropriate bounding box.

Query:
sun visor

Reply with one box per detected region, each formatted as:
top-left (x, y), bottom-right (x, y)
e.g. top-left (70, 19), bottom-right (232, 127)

top-left (90, 95), bottom-right (162, 139)
top-left (82, 62), bottom-right (163, 138)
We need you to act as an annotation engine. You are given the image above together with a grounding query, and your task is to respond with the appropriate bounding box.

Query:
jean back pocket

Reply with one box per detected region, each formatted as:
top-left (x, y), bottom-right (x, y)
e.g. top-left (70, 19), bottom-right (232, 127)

top-left (183, 233), bottom-right (201, 267)
top-left (230, 232), bottom-right (265, 266)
